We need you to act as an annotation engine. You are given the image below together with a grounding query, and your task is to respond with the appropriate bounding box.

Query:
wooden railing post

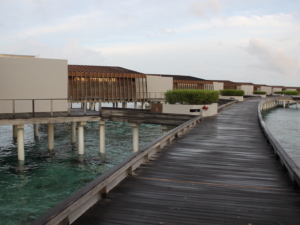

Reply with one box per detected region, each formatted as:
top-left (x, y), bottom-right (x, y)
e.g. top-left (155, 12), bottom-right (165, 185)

top-left (84, 98), bottom-right (87, 116)
top-left (68, 100), bottom-right (71, 116)
top-left (32, 99), bottom-right (35, 117)
top-left (50, 100), bottom-right (53, 117)
top-left (12, 100), bottom-right (15, 119)
top-left (98, 98), bottom-right (102, 116)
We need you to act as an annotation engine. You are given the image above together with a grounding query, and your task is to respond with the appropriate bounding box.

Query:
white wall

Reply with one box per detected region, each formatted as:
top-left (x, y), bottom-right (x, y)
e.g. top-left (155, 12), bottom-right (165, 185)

top-left (146, 75), bottom-right (173, 99)
top-left (219, 95), bottom-right (244, 102)
top-left (273, 87), bottom-right (282, 93)
top-left (0, 57), bottom-right (68, 113)
top-left (213, 82), bottom-right (223, 91)
top-left (260, 86), bottom-right (272, 95)
top-left (162, 103), bottom-right (218, 117)
top-left (241, 85), bottom-right (253, 95)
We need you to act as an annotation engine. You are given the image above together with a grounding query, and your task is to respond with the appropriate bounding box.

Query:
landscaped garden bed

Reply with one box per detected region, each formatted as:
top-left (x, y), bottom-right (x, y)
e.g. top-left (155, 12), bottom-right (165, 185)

top-left (219, 89), bottom-right (245, 101)
top-left (162, 89), bottom-right (219, 117)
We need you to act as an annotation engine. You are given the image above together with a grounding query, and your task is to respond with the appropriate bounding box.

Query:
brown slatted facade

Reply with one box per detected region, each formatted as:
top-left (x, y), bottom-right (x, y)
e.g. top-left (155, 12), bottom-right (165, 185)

top-left (253, 84), bottom-right (266, 92)
top-left (68, 65), bottom-right (147, 102)
top-left (173, 80), bottom-right (214, 90)
top-left (149, 74), bottom-right (214, 90)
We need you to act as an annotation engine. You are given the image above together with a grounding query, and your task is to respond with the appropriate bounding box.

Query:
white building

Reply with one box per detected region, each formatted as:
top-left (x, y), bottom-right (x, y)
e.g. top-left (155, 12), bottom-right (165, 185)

top-left (0, 56), bottom-right (68, 113)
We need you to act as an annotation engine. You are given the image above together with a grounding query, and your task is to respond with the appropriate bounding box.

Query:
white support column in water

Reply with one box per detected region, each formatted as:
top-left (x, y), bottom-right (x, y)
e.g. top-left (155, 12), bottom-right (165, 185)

top-left (13, 125), bottom-right (17, 139)
top-left (283, 101), bottom-right (286, 108)
top-left (134, 102), bottom-right (138, 109)
top-left (91, 102), bottom-right (95, 110)
top-left (17, 125), bottom-right (25, 161)
top-left (99, 121), bottom-right (105, 154)
top-left (48, 123), bottom-right (54, 150)
top-left (142, 102), bottom-right (147, 109)
top-left (34, 124), bottom-right (39, 137)
top-left (71, 122), bottom-right (76, 144)
top-left (130, 123), bottom-right (140, 152)
top-left (77, 122), bottom-right (86, 155)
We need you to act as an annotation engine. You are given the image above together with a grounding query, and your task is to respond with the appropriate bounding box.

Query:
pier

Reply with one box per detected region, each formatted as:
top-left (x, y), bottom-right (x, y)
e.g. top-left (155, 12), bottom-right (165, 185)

top-left (31, 99), bottom-right (300, 224)
top-left (0, 98), bottom-right (196, 161)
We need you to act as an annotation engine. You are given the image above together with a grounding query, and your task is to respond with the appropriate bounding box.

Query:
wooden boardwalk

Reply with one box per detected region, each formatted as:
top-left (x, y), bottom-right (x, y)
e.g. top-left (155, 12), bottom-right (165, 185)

top-left (0, 108), bottom-right (195, 126)
top-left (74, 99), bottom-right (300, 225)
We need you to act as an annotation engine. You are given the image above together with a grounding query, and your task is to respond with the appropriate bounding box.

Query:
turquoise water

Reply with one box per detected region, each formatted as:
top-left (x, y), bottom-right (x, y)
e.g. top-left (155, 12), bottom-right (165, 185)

top-left (262, 104), bottom-right (300, 167)
top-left (0, 119), bottom-right (163, 224)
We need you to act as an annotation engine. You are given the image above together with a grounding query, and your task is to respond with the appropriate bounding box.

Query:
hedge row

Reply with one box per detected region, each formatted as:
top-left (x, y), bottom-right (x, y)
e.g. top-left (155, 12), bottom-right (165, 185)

top-left (253, 91), bottom-right (266, 94)
top-left (274, 91), bottom-right (300, 95)
top-left (219, 89), bottom-right (245, 96)
top-left (164, 89), bottom-right (219, 105)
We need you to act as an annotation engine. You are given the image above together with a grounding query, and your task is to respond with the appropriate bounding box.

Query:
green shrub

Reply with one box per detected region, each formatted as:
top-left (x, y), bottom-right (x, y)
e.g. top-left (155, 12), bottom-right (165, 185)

top-left (274, 91), bottom-right (283, 94)
top-left (164, 89), bottom-right (219, 105)
top-left (282, 90), bottom-right (300, 95)
top-left (219, 89), bottom-right (245, 96)
top-left (253, 91), bottom-right (266, 95)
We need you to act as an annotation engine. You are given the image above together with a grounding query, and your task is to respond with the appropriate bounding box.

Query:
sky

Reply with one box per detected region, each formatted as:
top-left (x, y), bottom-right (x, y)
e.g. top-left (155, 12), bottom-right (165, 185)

top-left (0, 0), bottom-right (300, 86)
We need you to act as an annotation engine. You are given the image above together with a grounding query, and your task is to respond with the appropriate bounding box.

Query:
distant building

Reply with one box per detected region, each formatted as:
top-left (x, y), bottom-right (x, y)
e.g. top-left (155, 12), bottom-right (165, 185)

top-left (68, 65), bottom-right (148, 102)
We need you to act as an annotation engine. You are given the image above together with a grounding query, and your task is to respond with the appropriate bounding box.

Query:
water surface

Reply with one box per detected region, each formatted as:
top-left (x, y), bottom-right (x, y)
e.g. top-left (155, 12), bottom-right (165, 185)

top-left (0, 112), bottom-right (162, 224)
top-left (262, 104), bottom-right (300, 166)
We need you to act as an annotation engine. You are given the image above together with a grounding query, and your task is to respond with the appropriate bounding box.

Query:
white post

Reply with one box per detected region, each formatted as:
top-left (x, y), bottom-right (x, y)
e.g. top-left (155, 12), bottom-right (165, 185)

top-left (130, 123), bottom-right (140, 152)
top-left (17, 125), bottom-right (25, 161)
top-left (34, 124), bottom-right (39, 137)
top-left (134, 102), bottom-right (138, 109)
top-left (99, 121), bottom-right (105, 154)
top-left (142, 102), bottom-right (147, 109)
top-left (77, 122), bottom-right (86, 155)
top-left (91, 102), bottom-right (95, 110)
top-left (71, 122), bottom-right (76, 144)
top-left (283, 101), bottom-right (286, 108)
top-left (48, 123), bottom-right (54, 150)
top-left (13, 125), bottom-right (17, 139)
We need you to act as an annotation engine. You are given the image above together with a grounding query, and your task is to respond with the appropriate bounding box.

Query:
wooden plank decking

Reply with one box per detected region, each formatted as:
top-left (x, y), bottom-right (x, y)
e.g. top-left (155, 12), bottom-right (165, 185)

top-left (74, 99), bottom-right (300, 225)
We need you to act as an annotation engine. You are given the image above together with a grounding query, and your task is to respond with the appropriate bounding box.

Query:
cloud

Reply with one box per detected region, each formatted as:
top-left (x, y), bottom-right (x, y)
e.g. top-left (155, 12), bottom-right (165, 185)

top-left (278, 37), bottom-right (291, 42)
top-left (245, 38), bottom-right (299, 76)
top-left (205, 0), bottom-right (223, 13)
top-left (0, 38), bottom-right (105, 64)
top-left (189, 0), bottom-right (223, 17)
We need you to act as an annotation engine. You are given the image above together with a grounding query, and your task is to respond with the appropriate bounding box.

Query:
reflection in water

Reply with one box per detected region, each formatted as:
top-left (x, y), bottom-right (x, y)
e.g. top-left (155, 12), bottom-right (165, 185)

top-left (262, 104), bottom-right (300, 167)
top-left (0, 121), bottom-right (162, 225)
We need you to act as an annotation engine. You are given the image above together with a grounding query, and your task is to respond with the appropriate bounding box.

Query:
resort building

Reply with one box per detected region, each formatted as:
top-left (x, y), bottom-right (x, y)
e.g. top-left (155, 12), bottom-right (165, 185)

top-left (1, 54), bottom-right (300, 115)
top-left (0, 56), bottom-right (67, 114)
top-left (68, 65), bottom-right (148, 103)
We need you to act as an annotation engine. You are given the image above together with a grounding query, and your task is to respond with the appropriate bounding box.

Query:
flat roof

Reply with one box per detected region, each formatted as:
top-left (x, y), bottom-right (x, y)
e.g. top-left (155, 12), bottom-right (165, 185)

top-left (68, 65), bottom-right (143, 74)
top-left (0, 54), bottom-right (36, 58)
top-left (148, 74), bottom-right (205, 81)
